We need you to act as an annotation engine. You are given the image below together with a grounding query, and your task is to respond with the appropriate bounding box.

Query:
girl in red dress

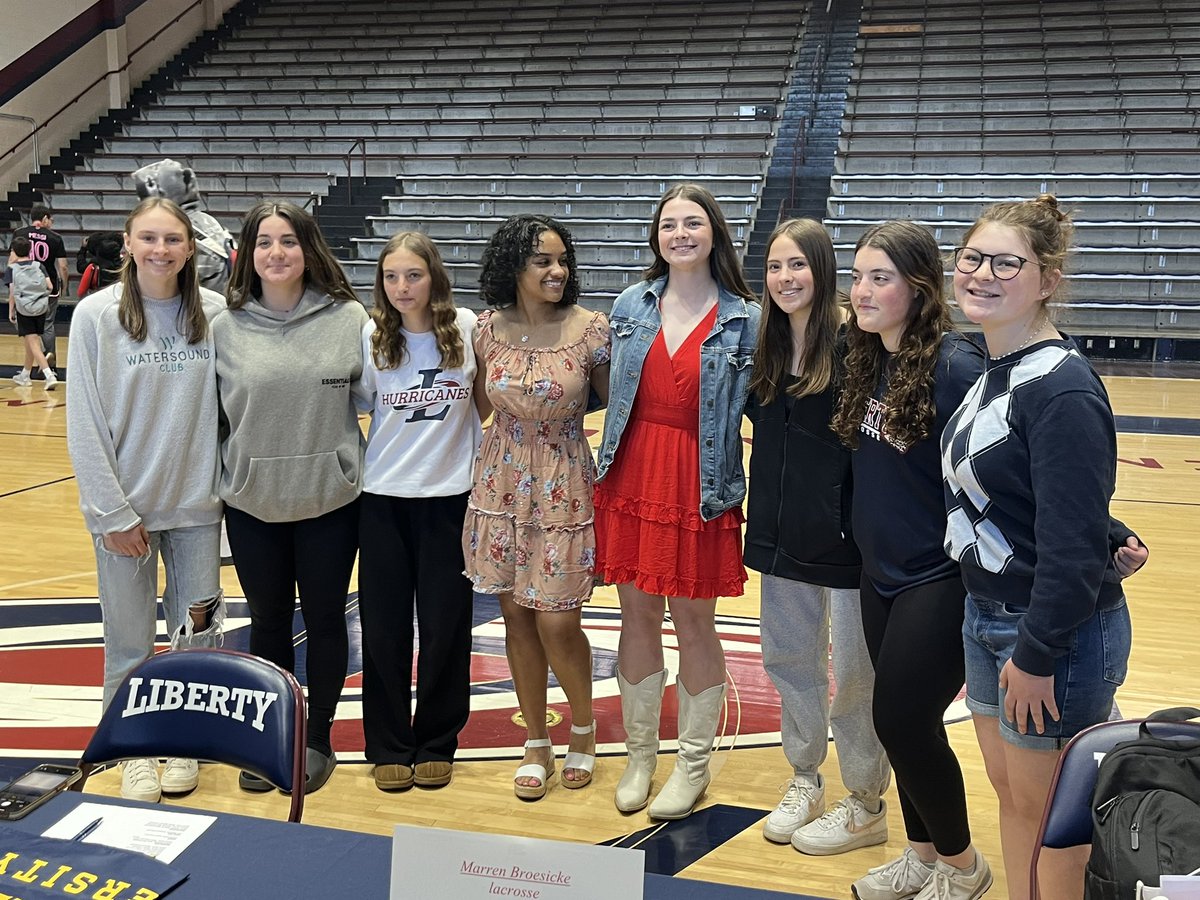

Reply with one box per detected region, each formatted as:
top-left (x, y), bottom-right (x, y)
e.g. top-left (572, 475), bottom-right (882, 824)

top-left (594, 184), bottom-right (760, 819)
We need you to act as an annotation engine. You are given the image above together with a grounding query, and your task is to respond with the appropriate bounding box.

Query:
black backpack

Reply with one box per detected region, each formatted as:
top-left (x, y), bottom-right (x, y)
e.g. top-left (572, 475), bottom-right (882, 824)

top-left (1085, 707), bottom-right (1200, 900)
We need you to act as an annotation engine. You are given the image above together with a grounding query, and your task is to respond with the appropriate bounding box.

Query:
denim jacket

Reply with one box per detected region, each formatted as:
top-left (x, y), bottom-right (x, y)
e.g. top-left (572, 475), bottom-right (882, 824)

top-left (595, 276), bottom-right (760, 521)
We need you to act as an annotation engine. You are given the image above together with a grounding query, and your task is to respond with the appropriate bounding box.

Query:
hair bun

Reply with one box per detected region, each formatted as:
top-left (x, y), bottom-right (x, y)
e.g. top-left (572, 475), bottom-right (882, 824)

top-left (1035, 193), bottom-right (1067, 220)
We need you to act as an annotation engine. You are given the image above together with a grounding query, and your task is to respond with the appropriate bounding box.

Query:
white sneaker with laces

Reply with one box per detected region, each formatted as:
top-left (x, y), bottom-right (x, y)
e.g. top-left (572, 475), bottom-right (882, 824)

top-left (762, 776), bottom-right (824, 843)
top-left (43, 368), bottom-right (58, 390)
top-left (160, 758), bottom-right (199, 794)
top-left (851, 847), bottom-right (936, 900)
top-left (12, 370), bottom-right (32, 387)
top-left (792, 795), bottom-right (888, 855)
top-left (120, 758), bottom-right (162, 802)
top-left (913, 853), bottom-right (993, 900)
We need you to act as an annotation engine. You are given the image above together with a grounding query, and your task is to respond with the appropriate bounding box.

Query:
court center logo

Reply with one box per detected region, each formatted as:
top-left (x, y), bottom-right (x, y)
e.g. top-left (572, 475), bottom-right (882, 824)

top-left (0, 595), bottom-right (967, 762)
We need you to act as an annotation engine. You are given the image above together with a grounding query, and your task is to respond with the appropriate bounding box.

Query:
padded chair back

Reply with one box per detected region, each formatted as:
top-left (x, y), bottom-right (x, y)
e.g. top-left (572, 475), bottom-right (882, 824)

top-left (77, 648), bottom-right (307, 821)
top-left (1030, 715), bottom-right (1200, 899)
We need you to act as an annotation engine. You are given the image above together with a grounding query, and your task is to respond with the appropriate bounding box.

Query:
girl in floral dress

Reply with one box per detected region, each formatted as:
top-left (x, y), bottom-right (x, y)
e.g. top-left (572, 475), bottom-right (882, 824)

top-left (463, 215), bottom-right (611, 800)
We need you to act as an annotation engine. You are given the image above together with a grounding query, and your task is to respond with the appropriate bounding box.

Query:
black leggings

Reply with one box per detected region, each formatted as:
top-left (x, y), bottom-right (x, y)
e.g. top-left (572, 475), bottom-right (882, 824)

top-left (860, 574), bottom-right (972, 856)
top-left (225, 499), bottom-right (359, 754)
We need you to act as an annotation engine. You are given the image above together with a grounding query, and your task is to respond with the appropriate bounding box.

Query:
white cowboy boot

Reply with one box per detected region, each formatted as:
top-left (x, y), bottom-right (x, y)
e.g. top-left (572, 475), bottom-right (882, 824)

top-left (648, 680), bottom-right (726, 820)
top-left (614, 668), bottom-right (667, 812)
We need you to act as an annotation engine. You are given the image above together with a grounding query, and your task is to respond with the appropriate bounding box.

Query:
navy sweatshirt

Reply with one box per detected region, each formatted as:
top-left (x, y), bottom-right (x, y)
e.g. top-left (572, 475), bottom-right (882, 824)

top-left (941, 337), bottom-right (1122, 677)
top-left (852, 332), bottom-right (985, 598)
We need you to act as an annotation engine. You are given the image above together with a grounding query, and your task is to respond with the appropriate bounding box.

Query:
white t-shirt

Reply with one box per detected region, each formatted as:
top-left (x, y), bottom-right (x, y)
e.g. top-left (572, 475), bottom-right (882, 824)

top-left (360, 307), bottom-right (482, 497)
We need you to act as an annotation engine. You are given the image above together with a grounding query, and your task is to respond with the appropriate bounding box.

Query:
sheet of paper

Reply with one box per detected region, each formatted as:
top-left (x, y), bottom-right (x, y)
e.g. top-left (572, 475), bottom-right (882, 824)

top-left (1159, 876), bottom-right (1200, 900)
top-left (42, 800), bottom-right (216, 864)
top-left (391, 824), bottom-right (644, 900)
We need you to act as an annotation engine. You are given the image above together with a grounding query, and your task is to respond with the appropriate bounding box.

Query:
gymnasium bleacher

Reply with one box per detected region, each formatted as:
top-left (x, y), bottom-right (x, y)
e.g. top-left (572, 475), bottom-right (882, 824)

top-left (5, 0), bottom-right (1200, 351)
top-left (826, 0), bottom-right (1200, 345)
top-left (33, 0), bottom-right (805, 306)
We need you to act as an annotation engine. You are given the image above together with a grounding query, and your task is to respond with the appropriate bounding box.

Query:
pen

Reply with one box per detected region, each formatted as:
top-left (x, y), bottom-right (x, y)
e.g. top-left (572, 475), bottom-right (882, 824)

top-left (71, 817), bottom-right (103, 842)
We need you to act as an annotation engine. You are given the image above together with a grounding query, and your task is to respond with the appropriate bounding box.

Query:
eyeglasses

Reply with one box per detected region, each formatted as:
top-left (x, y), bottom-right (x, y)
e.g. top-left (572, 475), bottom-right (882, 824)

top-left (953, 248), bottom-right (1032, 281)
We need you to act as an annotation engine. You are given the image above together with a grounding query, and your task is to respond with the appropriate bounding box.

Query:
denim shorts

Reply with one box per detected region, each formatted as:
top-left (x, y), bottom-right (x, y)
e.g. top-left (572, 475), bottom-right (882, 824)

top-left (963, 594), bottom-right (1131, 751)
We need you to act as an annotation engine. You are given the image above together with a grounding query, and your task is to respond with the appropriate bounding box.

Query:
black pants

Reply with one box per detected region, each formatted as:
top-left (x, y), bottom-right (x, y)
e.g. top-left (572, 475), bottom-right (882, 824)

top-left (225, 499), bottom-right (359, 754)
top-left (860, 574), bottom-right (972, 856)
top-left (358, 491), bottom-right (473, 766)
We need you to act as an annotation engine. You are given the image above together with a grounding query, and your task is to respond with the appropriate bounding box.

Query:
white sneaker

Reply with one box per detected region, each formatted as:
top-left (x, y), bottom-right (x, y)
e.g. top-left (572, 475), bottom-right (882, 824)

top-left (120, 758), bottom-right (161, 802)
top-left (160, 758), bottom-right (199, 794)
top-left (792, 795), bottom-right (888, 855)
top-left (852, 847), bottom-right (936, 900)
top-left (43, 368), bottom-right (58, 390)
top-left (12, 371), bottom-right (32, 387)
top-left (762, 776), bottom-right (824, 843)
top-left (913, 853), bottom-right (993, 900)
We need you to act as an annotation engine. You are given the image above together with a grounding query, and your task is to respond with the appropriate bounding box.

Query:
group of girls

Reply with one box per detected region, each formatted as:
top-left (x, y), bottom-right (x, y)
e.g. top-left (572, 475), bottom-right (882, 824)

top-left (68, 197), bottom-right (369, 803)
top-left (748, 200), bottom-right (1144, 900)
top-left (68, 183), bottom-right (1142, 900)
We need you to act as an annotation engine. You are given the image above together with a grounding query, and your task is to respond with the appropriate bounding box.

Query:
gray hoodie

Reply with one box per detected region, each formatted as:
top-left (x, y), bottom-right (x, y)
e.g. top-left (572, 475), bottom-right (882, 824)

top-left (211, 287), bottom-right (369, 522)
top-left (66, 284), bottom-right (224, 535)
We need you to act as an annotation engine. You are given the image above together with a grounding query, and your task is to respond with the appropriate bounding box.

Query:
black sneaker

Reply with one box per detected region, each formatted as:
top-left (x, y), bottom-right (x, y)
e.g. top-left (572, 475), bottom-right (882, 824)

top-left (238, 770), bottom-right (273, 792)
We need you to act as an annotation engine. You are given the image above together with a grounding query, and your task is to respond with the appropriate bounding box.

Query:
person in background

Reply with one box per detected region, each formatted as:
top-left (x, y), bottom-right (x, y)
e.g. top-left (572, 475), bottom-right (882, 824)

top-left (77, 230), bottom-right (125, 295)
top-left (463, 214), bottom-right (610, 801)
top-left (66, 197), bottom-right (225, 803)
top-left (944, 195), bottom-right (1138, 900)
top-left (7, 235), bottom-right (57, 389)
top-left (744, 219), bottom-right (890, 855)
top-left (212, 201), bottom-right (367, 794)
top-left (9, 203), bottom-right (68, 371)
top-left (594, 183), bottom-right (759, 820)
top-left (358, 232), bottom-right (481, 793)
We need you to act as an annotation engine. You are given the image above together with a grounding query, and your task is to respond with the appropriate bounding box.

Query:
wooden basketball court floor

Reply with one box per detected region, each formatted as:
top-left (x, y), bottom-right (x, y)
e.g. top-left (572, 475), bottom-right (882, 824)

top-left (2, 333), bottom-right (1198, 899)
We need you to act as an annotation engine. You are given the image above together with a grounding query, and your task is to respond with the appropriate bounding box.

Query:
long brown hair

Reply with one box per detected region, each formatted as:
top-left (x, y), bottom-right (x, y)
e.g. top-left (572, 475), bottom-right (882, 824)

top-left (750, 218), bottom-right (842, 405)
top-left (831, 220), bottom-right (951, 451)
top-left (643, 183), bottom-right (756, 302)
top-left (369, 232), bottom-right (464, 370)
top-left (226, 201), bottom-right (358, 309)
top-left (117, 197), bottom-right (207, 344)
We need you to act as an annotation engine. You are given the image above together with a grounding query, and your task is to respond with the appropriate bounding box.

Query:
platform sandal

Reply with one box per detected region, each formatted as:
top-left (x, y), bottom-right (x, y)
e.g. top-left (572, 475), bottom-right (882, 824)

top-left (513, 737), bottom-right (556, 801)
top-left (562, 720), bottom-right (597, 790)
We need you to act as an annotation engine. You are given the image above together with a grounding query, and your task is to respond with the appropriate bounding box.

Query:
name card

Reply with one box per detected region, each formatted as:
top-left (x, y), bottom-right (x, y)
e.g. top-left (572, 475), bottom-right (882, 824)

top-left (391, 824), bottom-right (644, 900)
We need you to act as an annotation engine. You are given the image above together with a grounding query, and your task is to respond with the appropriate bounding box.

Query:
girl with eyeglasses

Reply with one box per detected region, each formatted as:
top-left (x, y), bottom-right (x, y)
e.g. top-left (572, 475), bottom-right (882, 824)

top-left (943, 195), bottom-right (1143, 900)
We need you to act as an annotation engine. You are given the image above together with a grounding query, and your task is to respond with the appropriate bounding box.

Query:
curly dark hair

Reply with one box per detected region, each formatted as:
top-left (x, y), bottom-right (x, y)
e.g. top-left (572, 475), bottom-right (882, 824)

top-left (478, 215), bottom-right (580, 308)
top-left (750, 218), bottom-right (843, 405)
top-left (370, 231), bottom-right (464, 371)
top-left (226, 201), bottom-right (358, 309)
top-left (831, 220), bottom-right (951, 451)
top-left (643, 183), bottom-right (757, 303)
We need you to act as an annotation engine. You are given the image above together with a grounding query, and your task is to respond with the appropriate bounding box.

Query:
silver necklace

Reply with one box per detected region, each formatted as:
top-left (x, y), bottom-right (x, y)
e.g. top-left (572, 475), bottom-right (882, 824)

top-left (990, 316), bottom-right (1050, 360)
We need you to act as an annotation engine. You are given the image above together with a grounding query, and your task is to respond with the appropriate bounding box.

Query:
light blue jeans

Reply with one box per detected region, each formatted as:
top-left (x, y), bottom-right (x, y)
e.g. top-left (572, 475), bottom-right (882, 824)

top-left (760, 573), bottom-right (891, 801)
top-left (94, 522), bottom-right (221, 709)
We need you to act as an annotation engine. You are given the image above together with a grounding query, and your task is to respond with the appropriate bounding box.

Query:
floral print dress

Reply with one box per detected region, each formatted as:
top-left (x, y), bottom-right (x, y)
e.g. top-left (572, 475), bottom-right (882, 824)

top-left (464, 309), bottom-right (611, 611)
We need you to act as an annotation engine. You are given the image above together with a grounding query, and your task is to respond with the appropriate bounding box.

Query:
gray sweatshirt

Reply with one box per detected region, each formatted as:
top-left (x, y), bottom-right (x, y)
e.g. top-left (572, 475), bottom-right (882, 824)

top-left (66, 284), bottom-right (224, 535)
top-left (211, 287), bottom-right (368, 522)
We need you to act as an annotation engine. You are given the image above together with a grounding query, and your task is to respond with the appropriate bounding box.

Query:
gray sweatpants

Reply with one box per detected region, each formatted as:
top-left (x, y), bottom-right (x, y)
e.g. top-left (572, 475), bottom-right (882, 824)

top-left (759, 573), bottom-right (890, 802)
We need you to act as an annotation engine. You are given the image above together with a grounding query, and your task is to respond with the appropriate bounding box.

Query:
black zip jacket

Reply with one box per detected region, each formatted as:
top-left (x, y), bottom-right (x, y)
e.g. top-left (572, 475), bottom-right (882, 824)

top-left (744, 372), bottom-right (861, 589)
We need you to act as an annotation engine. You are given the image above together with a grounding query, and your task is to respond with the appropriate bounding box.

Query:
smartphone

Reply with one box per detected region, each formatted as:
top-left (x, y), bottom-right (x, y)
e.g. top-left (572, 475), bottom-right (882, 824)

top-left (0, 764), bottom-right (83, 820)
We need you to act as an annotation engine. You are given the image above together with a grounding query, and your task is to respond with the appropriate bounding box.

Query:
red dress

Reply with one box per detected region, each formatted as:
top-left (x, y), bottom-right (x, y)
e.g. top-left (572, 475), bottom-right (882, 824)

top-left (594, 306), bottom-right (746, 599)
